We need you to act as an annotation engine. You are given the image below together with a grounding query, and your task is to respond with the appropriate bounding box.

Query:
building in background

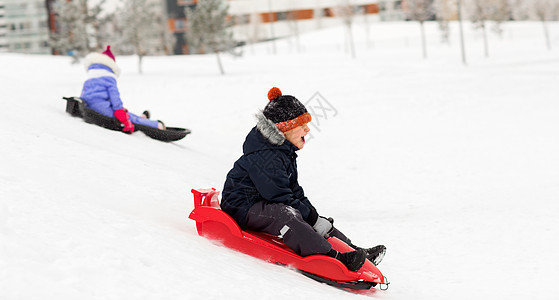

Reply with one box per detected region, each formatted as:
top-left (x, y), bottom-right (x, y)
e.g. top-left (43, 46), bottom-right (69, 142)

top-left (165, 0), bottom-right (196, 54)
top-left (378, 0), bottom-right (405, 21)
top-left (0, 2), bottom-right (7, 52)
top-left (0, 0), bottom-right (49, 54)
top-left (2, 0), bottom-right (407, 56)
top-left (165, 0), bottom-right (392, 54)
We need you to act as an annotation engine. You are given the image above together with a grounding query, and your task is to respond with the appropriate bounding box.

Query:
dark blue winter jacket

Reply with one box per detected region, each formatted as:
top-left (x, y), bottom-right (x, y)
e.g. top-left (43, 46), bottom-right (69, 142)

top-left (221, 113), bottom-right (318, 229)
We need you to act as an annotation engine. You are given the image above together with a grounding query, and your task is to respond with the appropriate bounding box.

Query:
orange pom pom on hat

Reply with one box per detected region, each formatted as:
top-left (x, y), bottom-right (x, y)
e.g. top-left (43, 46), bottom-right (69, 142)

top-left (263, 87), bottom-right (312, 133)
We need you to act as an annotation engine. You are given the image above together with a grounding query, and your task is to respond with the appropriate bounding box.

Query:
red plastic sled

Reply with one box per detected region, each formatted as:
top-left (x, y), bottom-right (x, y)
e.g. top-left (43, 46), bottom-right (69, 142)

top-left (188, 188), bottom-right (389, 291)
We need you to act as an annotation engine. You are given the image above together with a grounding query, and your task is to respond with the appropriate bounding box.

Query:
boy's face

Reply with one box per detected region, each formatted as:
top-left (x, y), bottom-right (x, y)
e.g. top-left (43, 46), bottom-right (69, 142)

top-left (284, 123), bottom-right (310, 149)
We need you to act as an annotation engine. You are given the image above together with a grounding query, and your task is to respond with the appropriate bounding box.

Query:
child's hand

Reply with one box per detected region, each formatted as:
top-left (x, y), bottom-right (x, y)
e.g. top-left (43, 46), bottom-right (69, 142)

top-left (114, 108), bottom-right (135, 133)
top-left (313, 216), bottom-right (334, 238)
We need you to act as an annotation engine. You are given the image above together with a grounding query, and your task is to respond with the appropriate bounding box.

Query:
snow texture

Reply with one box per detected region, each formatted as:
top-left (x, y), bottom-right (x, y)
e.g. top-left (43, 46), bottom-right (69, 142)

top-left (1, 21), bottom-right (559, 300)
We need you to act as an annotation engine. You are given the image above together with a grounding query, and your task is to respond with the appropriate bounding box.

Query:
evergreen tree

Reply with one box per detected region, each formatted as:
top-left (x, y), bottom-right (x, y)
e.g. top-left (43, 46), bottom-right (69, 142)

top-left (186, 0), bottom-right (238, 75)
top-left (49, 0), bottom-right (104, 61)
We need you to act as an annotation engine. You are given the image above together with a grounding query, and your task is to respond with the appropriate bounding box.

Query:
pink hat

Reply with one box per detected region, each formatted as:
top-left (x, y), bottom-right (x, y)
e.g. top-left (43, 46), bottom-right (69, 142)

top-left (83, 45), bottom-right (121, 77)
top-left (102, 45), bottom-right (115, 61)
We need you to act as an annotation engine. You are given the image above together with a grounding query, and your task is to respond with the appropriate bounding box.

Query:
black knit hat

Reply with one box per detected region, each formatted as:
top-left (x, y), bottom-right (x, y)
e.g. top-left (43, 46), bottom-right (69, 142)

top-left (263, 87), bottom-right (312, 132)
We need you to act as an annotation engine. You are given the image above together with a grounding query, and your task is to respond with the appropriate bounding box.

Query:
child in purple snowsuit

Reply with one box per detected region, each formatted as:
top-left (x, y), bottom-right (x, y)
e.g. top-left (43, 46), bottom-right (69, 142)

top-left (221, 87), bottom-right (386, 272)
top-left (81, 45), bottom-right (162, 133)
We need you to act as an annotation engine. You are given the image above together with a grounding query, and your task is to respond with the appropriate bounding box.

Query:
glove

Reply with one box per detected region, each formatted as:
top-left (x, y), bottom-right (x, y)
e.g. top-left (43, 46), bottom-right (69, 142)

top-left (313, 216), bottom-right (334, 238)
top-left (114, 108), bottom-right (135, 133)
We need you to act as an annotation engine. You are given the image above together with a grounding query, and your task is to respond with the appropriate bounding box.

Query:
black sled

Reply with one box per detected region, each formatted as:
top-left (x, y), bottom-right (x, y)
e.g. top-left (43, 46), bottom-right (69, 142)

top-left (63, 97), bottom-right (191, 142)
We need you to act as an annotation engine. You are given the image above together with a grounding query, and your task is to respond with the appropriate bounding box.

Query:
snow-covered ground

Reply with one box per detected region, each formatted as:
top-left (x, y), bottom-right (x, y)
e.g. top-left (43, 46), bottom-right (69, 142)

top-left (1, 21), bottom-right (559, 299)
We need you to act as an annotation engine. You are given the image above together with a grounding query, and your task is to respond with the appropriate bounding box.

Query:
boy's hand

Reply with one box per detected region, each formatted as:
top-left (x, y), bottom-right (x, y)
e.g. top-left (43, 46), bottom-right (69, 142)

top-left (313, 216), bottom-right (334, 238)
top-left (114, 108), bottom-right (135, 133)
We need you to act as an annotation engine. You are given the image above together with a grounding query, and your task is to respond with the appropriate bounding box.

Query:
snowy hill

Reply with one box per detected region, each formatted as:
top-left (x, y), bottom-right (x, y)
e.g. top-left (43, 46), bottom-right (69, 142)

top-left (1, 22), bottom-right (559, 299)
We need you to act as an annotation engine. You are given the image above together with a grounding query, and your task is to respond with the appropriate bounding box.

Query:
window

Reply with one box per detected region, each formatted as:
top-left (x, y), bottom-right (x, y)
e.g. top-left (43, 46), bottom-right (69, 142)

top-left (235, 14), bottom-right (250, 25)
top-left (175, 19), bottom-right (185, 29)
top-left (379, 1), bottom-right (386, 11)
top-left (178, 0), bottom-right (196, 5)
top-left (276, 11), bottom-right (287, 21)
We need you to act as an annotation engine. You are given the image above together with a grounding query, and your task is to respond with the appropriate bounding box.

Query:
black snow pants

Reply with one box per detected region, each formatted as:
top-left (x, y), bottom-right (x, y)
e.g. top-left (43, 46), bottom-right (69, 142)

top-left (244, 201), bottom-right (353, 257)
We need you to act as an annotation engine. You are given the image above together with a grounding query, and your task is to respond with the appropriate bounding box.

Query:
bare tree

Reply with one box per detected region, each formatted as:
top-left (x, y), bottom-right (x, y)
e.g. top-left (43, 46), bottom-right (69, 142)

top-left (509, 0), bottom-right (557, 50)
top-left (533, 0), bottom-right (556, 50)
top-left (509, 0), bottom-right (530, 20)
top-left (267, 0), bottom-right (277, 55)
top-left (245, 11), bottom-right (264, 54)
top-left (361, 4), bottom-right (373, 48)
top-left (119, 0), bottom-right (167, 74)
top-left (404, 0), bottom-right (435, 59)
top-left (491, 0), bottom-right (510, 38)
top-left (286, 9), bottom-right (302, 53)
top-left (334, 0), bottom-right (357, 58)
top-left (186, 0), bottom-right (239, 75)
top-left (466, 0), bottom-right (509, 57)
top-left (433, 0), bottom-right (453, 45)
top-left (457, 0), bottom-right (467, 65)
top-left (468, 0), bottom-right (490, 57)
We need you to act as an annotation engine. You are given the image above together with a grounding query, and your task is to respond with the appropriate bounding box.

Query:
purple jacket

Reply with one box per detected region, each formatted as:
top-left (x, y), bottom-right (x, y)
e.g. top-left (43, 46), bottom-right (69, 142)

top-left (80, 62), bottom-right (159, 128)
top-left (80, 64), bottom-right (124, 117)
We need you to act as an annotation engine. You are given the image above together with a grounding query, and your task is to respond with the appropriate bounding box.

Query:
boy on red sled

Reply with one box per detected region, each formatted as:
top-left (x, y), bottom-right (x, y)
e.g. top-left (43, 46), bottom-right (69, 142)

top-left (221, 87), bottom-right (386, 272)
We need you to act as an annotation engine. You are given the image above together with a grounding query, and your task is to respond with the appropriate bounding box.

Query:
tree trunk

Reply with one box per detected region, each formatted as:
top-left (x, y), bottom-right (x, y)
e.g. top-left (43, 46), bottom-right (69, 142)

top-left (138, 54), bottom-right (143, 74)
top-left (216, 51), bottom-right (225, 75)
top-left (363, 10), bottom-right (372, 48)
top-left (267, 0), bottom-right (276, 55)
top-left (292, 20), bottom-right (301, 53)
top-left (481, 22), bottom-right (489, 57)
top-left (80, 0), bottom-right (91, 53)
top-left (541, 19), bottom-right (551, 50)
top-left (420, 20), bottom-right (427, 59)
top-left (346, 22), bottom-right (356, 59)
top-left (457, 0), bottom-right (467, 65)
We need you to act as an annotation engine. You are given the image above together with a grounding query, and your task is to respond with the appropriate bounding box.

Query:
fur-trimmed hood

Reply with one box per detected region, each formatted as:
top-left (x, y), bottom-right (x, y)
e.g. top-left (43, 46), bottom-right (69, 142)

top-left (83, 52), bottom-right (121, 77)
top-left (241, 112), bottom-right (300, 158)
top-left (255, 111), bottom-right (285, 146)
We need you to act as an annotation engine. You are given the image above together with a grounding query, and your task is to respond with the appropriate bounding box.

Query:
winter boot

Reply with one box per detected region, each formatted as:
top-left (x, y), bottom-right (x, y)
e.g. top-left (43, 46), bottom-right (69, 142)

top-left (157, 120), bottom-right (166, 130)
top-left (350, 244), bottom-right (386, 266)
top-left (326, 248), bottom-right (366, 272)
